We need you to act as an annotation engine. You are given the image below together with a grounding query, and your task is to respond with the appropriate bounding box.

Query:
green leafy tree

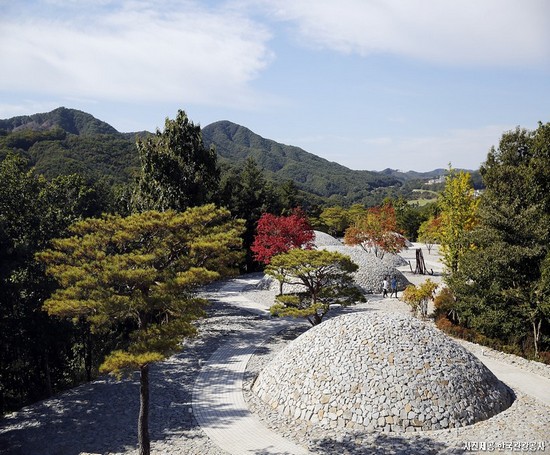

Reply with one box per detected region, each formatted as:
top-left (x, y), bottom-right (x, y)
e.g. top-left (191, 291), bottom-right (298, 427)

top-left (438, 167), bottom-right (479, 274)
top-left (402, 279), bottom-right (438, 319)
top-left (531, 253), bottom-right (550, 356)
top-left (417, 216), bottom-right (442, 254)
top-left (347, 203), bottom-right (368, 224)
top-left (449, 124), bottom-right (550, 358)
top-left (392, 196), bottom-right (428, 241)
top-left (132, 110), bottom-right (219, 212)
top-left (0, 153), bottom-right (109, 413)
top-left (37, 205), bottom-right (244, 454)
top-left (319, 206), bottom-right (349, 237)
top-left (265, 249), bottom-right (364, 325)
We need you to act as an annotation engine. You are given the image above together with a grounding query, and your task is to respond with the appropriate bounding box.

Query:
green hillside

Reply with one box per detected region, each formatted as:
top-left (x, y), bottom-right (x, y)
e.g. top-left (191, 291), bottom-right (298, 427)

top-left (202, 120), bottom-right (401, 200)
top-left (0, 107), bottom-right (463, 203)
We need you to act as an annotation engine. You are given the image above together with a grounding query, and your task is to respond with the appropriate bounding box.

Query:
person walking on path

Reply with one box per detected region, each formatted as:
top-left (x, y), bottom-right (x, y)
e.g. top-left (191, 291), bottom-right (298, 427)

top-left (382, 276), bottom-right (389, 298)
top-left (390, 276), bottom-right (398, 298)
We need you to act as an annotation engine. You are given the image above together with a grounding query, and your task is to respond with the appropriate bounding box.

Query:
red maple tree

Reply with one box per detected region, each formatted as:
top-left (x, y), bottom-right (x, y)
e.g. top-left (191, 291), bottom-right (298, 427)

top-left (251, 208), bottom-right (315, 264)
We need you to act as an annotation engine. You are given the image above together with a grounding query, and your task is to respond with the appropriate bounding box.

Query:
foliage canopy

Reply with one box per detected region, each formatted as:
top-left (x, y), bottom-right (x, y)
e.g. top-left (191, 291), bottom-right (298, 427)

top-left (132, 110), bottom-right (219, 212)
top-left (344, 204), bottom-right (407, 259)
top-left (437, 167), bottom-right (479, 274)
top-left (251, 208), bottom-right (315, 265)
top-left (448, 123), bottom-right (550, 358)
top-left (265, 248), bottom-right (364, 325)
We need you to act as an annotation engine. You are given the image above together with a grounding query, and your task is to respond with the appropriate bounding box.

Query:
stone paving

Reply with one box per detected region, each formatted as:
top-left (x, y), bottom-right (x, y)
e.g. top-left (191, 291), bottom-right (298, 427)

top-left (192, 278), bottom-right (309, 455)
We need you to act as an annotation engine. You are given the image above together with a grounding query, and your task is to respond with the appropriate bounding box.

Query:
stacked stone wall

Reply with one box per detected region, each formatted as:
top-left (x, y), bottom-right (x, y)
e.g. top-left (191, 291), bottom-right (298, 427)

top-left (252, 312), bottom-right (513, 433)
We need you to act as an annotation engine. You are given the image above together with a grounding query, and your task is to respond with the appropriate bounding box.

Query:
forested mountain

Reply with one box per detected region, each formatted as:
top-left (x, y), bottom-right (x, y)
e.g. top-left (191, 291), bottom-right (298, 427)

top-left (0, 107), bottom-right (454, 201)
top-left (202, 120), bottom-right (402, 200)
top-left (379, 168), bottom-right (446, 181)
top-left (0, 107), bottom-right (118, 136)
top-left (0, 108), bottom-right (142, 185)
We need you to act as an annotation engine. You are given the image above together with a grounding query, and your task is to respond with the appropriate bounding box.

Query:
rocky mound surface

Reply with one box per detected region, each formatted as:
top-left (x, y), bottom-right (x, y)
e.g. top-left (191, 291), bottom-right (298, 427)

top-left (313, 230), bottom-right (410, 293)
top-left (320, 244), bottom-right (409, 293)
top-left (257, 231), bottom-right (411, 294)
top-left (252, 312), bottom-right (513, 433)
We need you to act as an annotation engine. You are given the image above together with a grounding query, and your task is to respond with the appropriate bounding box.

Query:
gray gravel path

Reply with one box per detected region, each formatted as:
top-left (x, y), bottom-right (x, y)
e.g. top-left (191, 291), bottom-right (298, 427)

top-left (0, 282), bottom-right (264, 455)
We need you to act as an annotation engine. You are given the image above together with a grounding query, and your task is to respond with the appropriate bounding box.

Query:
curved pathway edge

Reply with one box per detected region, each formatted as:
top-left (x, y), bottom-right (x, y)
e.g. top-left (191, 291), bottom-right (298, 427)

top-left (192, 277), bottom-right (309, 455)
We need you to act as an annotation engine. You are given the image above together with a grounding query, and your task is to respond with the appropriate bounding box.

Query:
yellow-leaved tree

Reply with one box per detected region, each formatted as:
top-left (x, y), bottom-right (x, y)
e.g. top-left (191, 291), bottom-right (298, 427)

top-left (37, 205), bottom-right (244, 455)
top-left (402, 279), bottom-right (439, 319)
top-left (438, 167), bottom-right (480, 275)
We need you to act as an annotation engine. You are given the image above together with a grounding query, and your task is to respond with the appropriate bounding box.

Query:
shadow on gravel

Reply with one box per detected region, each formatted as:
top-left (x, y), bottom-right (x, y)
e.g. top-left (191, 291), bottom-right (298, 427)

top-left (309, 433), bottom-right (466, 455)
top-left (0, 300), bottom-right (261, 455)
top-left (0, 377), bottom-right (141, 455)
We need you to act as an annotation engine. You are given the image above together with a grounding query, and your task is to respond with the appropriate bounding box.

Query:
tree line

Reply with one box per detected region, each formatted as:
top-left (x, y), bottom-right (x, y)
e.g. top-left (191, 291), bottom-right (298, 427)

top-left (435, 124), bottom-right (550, 360)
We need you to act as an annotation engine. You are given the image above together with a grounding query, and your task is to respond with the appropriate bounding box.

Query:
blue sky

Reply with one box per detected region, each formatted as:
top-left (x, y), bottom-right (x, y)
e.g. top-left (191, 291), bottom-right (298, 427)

top-left (1, 0), bottom-right (549, 172)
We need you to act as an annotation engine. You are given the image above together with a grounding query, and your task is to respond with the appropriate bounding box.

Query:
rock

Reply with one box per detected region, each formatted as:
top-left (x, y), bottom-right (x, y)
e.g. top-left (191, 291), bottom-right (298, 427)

top-left (252, 312), bottom-right (513, 433)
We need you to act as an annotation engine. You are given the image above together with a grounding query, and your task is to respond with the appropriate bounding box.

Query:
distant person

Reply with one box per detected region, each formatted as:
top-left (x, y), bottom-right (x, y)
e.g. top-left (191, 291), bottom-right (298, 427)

top-left (382, 277), bottom-right (389, 298)
top-left (390, 276), bottom-right (398, 298)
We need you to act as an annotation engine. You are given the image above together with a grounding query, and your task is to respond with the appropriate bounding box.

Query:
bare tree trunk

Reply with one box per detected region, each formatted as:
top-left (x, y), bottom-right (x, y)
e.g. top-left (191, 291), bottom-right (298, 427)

top-left (138, 365), bottom-right (150, 455)
top-left (85, 330), bottom-right (93, 382)
top-left (533, 319), bottom-right (541, 358)
top-left (43, 350), bottom-right (53, 398)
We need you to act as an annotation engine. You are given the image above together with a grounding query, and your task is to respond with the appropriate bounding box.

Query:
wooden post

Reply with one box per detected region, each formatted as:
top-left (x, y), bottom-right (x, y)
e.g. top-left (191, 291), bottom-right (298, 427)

top-left (415, 248), bottom-right (427, 275)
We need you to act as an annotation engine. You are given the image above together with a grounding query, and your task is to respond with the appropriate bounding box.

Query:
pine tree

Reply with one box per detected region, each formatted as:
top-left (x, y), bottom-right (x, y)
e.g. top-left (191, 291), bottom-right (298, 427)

top-left (132, 110), bottom-right (219, 212)
top-left (266, 249), bottom-right (364, 325)
top-left (37, 205), bottom-right (244, 455)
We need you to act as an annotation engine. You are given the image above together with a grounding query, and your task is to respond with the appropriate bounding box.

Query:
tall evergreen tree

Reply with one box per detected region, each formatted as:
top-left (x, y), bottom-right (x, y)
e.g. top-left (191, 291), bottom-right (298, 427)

top-left (132, 110), bottom-right (219, 212)
top-left (449, 123), bottom-right (550, 357)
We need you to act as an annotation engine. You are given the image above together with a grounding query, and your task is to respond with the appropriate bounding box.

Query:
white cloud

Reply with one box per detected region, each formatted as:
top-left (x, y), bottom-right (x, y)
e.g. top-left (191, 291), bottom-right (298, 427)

top-left (0, 1), bottom-right (274, 106)
top-left (254, 0), bottom-right (550, 68)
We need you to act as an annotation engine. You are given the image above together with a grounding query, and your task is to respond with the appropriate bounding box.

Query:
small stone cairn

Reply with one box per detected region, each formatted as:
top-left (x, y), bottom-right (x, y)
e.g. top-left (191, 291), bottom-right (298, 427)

top-left (252, 312), bottom-right (513, 433)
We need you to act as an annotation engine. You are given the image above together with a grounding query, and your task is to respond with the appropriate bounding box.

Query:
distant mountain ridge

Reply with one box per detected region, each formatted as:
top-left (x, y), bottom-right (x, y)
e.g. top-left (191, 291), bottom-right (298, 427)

top-left (202, 120), bottom-right (405, 199)
top-left (0, 107), bottom-right (119, 136)
top-left (0, 107), bottom-right (452, 200)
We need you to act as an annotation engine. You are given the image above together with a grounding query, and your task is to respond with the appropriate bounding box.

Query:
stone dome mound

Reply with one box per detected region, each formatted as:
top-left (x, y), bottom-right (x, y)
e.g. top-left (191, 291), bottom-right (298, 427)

top-left (252, 312), bottom-right (513, 433)
top-left (313, 230), bottom-right (344, 247)
top-left (321, 244), bottom-right (409, 293)
top-left (251, 231), bottom-right (410, 294)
